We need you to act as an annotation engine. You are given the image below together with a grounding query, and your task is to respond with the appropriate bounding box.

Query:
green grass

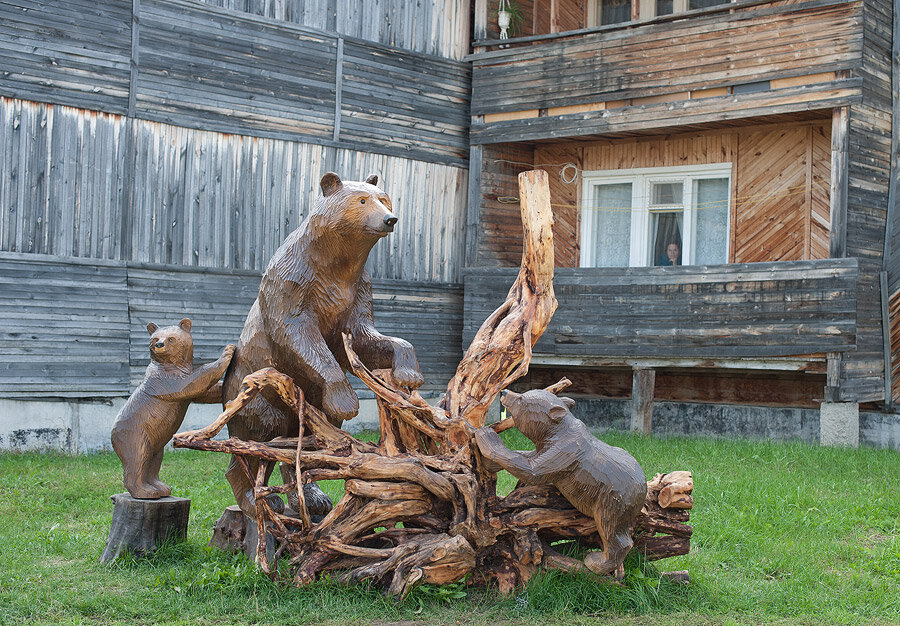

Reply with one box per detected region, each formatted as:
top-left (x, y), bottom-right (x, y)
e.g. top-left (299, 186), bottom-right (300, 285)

top-left (0, 430), bottom-right (898, 625)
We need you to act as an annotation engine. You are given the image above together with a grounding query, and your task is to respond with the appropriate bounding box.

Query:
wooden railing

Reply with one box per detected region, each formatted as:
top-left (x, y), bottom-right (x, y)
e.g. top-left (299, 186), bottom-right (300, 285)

top-left (464, 259), bottom-right (859, 361)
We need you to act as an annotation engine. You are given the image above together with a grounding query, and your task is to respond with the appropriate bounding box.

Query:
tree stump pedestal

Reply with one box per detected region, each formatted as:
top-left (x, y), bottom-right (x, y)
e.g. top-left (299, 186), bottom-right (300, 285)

top-left (100, 493), bottom-right (190, 563)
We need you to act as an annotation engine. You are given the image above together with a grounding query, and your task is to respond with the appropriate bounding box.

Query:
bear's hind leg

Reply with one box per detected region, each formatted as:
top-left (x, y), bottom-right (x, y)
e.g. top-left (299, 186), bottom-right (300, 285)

top-left (146, 447), bottom-right (171, 498)
top-left (123, 437), bottom-right (170, 499)
top-left (584, 520), bottom-right (634, 580)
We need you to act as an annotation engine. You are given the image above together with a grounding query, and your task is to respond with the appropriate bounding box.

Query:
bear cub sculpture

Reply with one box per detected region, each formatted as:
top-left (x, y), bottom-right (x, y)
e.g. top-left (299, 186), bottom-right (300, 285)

top-left (475, 388), bottom-right (647, 579)
top-left (223, 172), bottom-right (424, 516)
top-left (111, 319), bottom-right (234, 499)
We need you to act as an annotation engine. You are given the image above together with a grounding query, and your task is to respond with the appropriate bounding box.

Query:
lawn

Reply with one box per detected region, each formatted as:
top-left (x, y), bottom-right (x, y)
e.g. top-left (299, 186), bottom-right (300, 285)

top-left (0, 429), bottom-right (898, 625)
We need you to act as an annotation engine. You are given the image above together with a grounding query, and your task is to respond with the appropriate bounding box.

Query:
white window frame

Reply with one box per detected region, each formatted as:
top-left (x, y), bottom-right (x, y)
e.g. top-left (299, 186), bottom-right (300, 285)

top-left (580, 163), bottom-right (732, 268)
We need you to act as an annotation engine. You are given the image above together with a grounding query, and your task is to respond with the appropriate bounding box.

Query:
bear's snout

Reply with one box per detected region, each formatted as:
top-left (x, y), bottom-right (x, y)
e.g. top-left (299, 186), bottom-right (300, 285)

top-left (154, 341), bottom-right (165, 349)
top-left (500, 389), bottom-right (521, 410)
top-left (384, 215), bottom-right (398, 228)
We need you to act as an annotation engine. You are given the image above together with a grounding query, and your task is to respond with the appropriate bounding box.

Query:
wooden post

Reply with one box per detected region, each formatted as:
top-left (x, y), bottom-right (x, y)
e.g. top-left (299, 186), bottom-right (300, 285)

top-left (825, 351), bottom-right (842, 403)
top-left (465, 144), bottom-right (484, 268)
top-left (631, 367), bottom-right (655, 435)
top-left (829, 106), bottom-right (850, 259)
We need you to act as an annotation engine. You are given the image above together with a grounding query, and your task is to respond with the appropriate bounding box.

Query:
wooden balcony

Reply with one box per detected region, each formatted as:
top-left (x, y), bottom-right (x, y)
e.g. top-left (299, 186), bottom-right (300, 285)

top-left (464, 259), bottom-right (858, 368)
top-left (469, 0), bottom-right (864, 143)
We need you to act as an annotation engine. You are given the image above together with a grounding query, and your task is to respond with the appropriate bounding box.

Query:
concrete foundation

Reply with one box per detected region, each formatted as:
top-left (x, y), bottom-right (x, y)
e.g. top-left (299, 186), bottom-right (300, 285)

top-left (819, 402), bottom-right (859, 447)
top-left (573, 397), bottom-right (899, 451)
top-left (0, 396), bottom-right (382, 453)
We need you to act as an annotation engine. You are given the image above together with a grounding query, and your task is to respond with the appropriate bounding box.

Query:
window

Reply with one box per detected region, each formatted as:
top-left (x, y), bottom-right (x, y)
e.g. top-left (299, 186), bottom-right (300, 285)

top-left (580, 164), bottom-right (731, 268)
top-left (587, 0), bottom-right (633, 25)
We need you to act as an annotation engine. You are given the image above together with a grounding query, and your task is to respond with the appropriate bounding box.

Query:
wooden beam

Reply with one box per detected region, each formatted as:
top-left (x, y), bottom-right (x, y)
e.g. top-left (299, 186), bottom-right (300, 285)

top-left (829, 106), bottom-right (850, 259)
top-left (332, 37), bottom-right (343, 143)
top-left (465, 144), bottom-right (484, 268)
top-left (631, 367), bottom-right (656, 435)
top-left (881, 271), bottom-right (892, 410)
top-left (474, 0), bottom-right (488, 47)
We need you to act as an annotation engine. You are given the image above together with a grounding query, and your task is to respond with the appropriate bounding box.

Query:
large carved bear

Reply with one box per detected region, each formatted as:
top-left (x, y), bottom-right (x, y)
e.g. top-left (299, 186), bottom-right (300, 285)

top-left (223, 172), bottom-right (424, 515)
top-left (475, 389), bottom-right (647, 579)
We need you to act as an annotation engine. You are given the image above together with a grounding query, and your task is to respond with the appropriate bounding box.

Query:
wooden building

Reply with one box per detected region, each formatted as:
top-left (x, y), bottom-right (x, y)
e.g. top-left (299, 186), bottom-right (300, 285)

top-left (464, 0), bottom-right (898, 443)
top-left (0, 0), bottom-right (898, 449)
top-left (0, 0), bottom-right (471, 449)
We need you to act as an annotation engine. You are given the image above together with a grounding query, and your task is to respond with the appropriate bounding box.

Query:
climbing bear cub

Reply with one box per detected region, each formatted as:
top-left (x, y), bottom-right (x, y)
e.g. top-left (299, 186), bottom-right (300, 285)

top-left (222, 172), bottom-right (424, 515)
top-left (111, 319), bottom-right (234, 499)
top-left (475, 388), bottom-right (647, 579)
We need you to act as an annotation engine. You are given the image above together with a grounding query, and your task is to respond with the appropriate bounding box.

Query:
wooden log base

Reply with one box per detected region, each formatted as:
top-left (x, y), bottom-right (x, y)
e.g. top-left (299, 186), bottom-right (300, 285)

top-left (173, 171), bottom-right (694, 596)
top-left (100, 494), bottom-right (190, 563)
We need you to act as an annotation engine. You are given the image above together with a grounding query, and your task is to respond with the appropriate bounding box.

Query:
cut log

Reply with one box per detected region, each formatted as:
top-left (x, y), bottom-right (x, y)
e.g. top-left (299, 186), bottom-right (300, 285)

top-left (100, 494), bottom-right (190, 563)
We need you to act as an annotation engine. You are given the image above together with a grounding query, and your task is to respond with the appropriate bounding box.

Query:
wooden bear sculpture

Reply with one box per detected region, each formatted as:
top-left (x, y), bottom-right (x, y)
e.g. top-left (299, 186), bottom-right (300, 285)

top-left (475, 389), bottom-right (647, 579)
top-left (111, 319), bottom-right (234, 499)
top-left (223, 172), bottom-right (424, 515)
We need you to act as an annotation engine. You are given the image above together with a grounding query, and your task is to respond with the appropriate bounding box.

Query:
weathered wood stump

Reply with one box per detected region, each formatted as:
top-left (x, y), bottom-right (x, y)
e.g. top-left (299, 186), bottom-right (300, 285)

top-left (100, 494), bottom-right (190, 563)
top-left (174, 170), bottom-right (694, 596)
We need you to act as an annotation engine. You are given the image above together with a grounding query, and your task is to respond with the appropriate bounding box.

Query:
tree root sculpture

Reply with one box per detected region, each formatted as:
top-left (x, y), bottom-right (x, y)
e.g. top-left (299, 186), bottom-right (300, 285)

top-left (173, 170), bottom-right (693, 597)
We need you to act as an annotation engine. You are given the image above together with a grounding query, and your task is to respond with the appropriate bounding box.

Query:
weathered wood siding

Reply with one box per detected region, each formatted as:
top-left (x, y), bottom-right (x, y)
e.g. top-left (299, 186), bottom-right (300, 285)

top-left (0, 98), bottom-right (468, 282)
top-left (0, 0), bottom-right (471, 165)
top-left (0, 254), bottom-right (130, 397)
top-left (470, 0), bottom-right (864, 143)
top-left (0, 254), bottom-right (463, 398)
top-left (196, 0), bottom-right (471, 60)
top-left (836, 0), bottom-right (894, 401)
top-left (0, 0), bottom-right (132, 114)
top-left (464, 260), bottom-right (859, 359)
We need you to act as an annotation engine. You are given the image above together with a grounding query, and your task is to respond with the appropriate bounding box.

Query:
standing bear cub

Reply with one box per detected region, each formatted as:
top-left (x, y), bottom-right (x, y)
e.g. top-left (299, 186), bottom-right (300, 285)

top-left (475, 389), bottom-right (647, 579)
top-left (111, 319), bottom-right (234, 499)
top-left (223, 172), bottom-right (424, 515)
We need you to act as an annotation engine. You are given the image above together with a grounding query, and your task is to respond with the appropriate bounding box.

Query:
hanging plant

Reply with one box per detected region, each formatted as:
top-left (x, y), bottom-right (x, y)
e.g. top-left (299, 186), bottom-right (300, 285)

top-left (497, 0), bottom-right (525, 39)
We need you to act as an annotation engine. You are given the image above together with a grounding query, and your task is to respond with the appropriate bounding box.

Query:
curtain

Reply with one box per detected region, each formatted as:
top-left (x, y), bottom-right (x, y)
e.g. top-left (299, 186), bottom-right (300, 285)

top-left (585, 183), bottom-right (632, 267)
top-left (693, 178), bottom-right (729, 265)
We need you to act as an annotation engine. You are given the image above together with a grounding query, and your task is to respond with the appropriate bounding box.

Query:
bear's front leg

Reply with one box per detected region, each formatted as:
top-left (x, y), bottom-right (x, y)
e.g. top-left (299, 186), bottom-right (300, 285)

top-left (346, 274), bottom-right (424, 390)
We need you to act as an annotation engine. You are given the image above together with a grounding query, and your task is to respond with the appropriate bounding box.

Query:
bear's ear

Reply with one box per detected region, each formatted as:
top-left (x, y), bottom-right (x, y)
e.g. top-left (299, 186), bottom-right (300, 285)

top-left (146, 322), bottom-right (158, 335)
top-left (548, 404), bottom-right (568, 423)
top-left (560, 396), bottom-right (576, 410)
top-left (320, 172), bottom-right (343, 197)
top-left (179, 318), bottom-right (192, 332)
top-left (365, 174), bottom-right (379, 186)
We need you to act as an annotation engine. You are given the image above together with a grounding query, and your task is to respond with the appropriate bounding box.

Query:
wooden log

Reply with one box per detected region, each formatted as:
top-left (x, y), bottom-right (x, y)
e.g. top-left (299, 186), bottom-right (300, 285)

top-left (100, 494), bottom-right (190, 563)
top-left (440, 170), bottom-right (558, 428)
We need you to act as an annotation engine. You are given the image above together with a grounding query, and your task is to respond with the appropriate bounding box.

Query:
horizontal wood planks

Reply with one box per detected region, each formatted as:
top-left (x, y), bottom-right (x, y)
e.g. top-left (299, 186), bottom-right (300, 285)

top-left (464, 260), bottom-right (859, 359)
top-left (339, 39), bottom-right (470, 163)
top-left (0, 254), bottom-right (130, 397)
top-left (136, 0), bottom-right (338, 142)
top-left (195, 0), bottom-right (470, 60)
top-left (470, 0), bottom-right (864, 115)
top-left (0, 0), bottom-right (470, 165)
top-left (0, 0), bottom-right (132, 113)
top-left (0, 254), bottom-right (463, 398)
top-left (0, 98), bottom-right (468, 283)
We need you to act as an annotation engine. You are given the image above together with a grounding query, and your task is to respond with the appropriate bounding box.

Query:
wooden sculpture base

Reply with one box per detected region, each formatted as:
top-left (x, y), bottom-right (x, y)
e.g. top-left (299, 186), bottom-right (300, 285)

top-left (100, 493), bottom-right (190, 563)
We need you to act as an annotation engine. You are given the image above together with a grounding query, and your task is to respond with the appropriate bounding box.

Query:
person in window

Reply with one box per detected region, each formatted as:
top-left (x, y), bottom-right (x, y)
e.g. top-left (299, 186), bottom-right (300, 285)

top-left (657, 242), bottom-right (680, 266)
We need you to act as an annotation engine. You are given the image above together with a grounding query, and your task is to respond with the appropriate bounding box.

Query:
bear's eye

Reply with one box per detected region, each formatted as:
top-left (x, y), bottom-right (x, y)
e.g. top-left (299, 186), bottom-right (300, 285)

top-left (360, 198), bottom-right (366, 204)
top-left (167, 337), bottom-right (174, 343)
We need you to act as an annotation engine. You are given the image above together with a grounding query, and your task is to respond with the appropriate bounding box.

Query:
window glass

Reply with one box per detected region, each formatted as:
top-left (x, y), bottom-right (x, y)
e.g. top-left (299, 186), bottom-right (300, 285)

top-left (693, 178), bottom-right (729, 265)
top-left (655, 0), bottom-right (674, 14)
top-left (652, 211), bottom-right (683, 266)
top-left (650, 181), bottom-right (683, 206)
top-left (584, 183), bottom-right (632, 267)
top-left (601, 0), bottom-right (632, 24)
top-left (689, 0), bottom-right (724, 9)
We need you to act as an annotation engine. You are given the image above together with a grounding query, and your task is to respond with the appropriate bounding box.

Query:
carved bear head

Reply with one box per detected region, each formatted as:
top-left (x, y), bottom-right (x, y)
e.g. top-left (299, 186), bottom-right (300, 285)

top-left (146, 318), bottom-right (194, 366)
top-left (313, 172), bottom-right (398, 240)
top-left (500, 389), bottom-right (576, 444)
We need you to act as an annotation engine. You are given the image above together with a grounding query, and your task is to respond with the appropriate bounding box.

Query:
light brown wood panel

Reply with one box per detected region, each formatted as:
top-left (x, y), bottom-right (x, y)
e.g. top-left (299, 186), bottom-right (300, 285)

top-left (534, 144), bottom-right (583, 267)
top-left (527, 122), bottom-right (832, 266)
top-left (479, 143), bottom-right (536, 266)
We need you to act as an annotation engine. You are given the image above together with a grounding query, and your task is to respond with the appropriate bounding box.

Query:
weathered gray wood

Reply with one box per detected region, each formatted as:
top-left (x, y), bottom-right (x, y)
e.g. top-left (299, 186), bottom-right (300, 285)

top-left (100, 493), bottom-right (190, 563)
top-left (631, 368), bottom-right (655, 435)
top-left (464, 260), bottom-right (859, 361)
top-left (831, 106), bottom-right (851, 259)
